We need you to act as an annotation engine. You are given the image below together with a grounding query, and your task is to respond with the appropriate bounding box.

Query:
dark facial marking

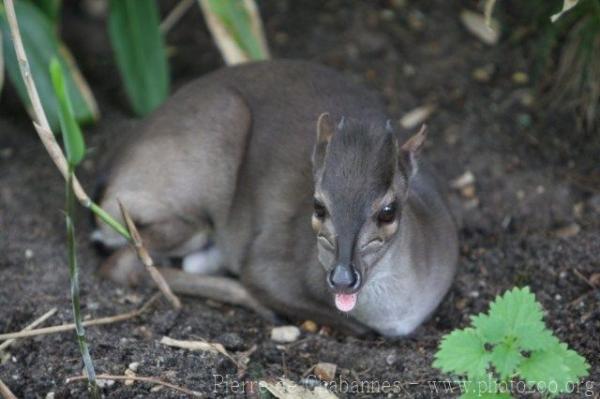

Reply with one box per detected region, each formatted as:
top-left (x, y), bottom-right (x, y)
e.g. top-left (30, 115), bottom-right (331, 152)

top-left (317, 119), bottom-right (400, 271)
top-left (313, 198), bottom-right (327, 219)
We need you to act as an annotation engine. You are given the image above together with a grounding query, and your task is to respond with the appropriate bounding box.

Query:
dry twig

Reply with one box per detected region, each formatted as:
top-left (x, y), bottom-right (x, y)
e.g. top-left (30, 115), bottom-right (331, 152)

top-left (118, 201), bottom-right (181, 309)
top-left (0, 294), bottom-right (160, 341)
top-left (0, 308), bottom-right (57, 352)
top-left (160, 0), bottom-right (194, 34)
top-left (66, 374), bottom-right (203, 397)
top-left (0, 378), bottom-right (18, 399)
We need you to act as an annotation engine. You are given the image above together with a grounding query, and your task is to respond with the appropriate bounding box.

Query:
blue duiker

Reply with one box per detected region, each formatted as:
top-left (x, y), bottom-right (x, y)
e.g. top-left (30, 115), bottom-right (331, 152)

top-left (95, 60), bottom-right (458, 336)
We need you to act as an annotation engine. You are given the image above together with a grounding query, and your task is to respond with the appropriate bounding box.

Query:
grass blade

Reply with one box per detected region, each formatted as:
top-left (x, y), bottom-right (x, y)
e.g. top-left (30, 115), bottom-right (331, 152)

top-left (198, 0), bottom-right (270, 64)
top-left (50, 58), bottom-right (85, 166)
top-left (66, 168), bottom-right (99, 398)
top-left (0, 0), bottom-right (99, 132)
top-left (108, 0), bottom-right (170, 116)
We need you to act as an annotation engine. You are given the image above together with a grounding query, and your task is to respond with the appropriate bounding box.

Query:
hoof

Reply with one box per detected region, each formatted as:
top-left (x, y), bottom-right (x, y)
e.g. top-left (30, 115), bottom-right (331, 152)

top-left (99, 247), bottom-right (146, 286)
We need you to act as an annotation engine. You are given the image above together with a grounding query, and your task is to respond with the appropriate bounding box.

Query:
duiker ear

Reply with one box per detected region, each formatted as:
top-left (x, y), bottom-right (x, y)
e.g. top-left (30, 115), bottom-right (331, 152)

top-left (399, 124), bottom-right (427, 177)
top-left (312, 113), bottom-right (335, 172)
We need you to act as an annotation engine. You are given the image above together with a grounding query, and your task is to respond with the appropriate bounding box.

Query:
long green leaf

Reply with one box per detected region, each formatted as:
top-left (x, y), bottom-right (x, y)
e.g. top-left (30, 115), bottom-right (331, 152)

top-left (34, 0), bottom-right (62, 23)
top-left (108, 0), bottom-right (169, 116)
top-left (50, 58), bottom-right (85, 166)
top-left (0, 1), bottom-right (98, 132)
top-left (199, 0), bottom-right (270, 64)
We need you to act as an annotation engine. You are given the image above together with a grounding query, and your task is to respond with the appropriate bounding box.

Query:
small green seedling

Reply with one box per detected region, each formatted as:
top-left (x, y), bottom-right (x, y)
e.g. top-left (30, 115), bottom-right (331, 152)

top-left (50, 57), bottom-right (99, 398)
top-left (434, 286), bottom-right (589, 398)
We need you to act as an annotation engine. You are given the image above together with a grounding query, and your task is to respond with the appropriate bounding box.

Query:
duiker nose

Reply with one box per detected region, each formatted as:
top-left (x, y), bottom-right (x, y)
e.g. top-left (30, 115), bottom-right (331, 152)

top-left (328, 264), bottom-right (360, 290)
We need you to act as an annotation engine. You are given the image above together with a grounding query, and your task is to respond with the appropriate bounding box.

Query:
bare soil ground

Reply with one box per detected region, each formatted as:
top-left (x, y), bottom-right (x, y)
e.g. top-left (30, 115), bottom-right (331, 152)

top-left (0, 0), bottom-right (598, 398)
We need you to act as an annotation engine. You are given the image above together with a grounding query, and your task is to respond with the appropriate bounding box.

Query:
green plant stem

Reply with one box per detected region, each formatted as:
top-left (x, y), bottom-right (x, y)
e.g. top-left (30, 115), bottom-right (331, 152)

top-left (89, 201), bottom-right (131, 240)
top-left (66, 165), bottom-right (99, 398)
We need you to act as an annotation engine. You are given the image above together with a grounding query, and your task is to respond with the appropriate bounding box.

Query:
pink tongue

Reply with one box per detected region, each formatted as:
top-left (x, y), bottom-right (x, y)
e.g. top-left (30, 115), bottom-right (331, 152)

top-left (335, 293), bottom-right (358, 312)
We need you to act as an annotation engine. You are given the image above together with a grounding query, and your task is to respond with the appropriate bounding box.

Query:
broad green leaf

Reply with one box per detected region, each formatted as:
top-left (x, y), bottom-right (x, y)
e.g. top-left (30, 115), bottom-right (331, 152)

top-left (489, 340), bottom-right (523, 380)
top-left (434, 328), bottom-right (490, 378)
top-left (459, 375), bottom-right (512, 398)
top-left (518, 341), bottom-right (589, 394)
top-left (199, 0), bottom-right (269, 64)
top-left (108, 0), bottom-right (169, 116)
top-left (50, 58), bottom-right (85, 166)
top-left (471, 313), bottom-right (506, 344)
top-left (485, 286), bottom-right (551, 351)
top-left (461, 392), bottom-right (512, 399)
top-left (34, 0), bottom-right (62, 23)
top-left (0, 0), bottom-right (98, 132)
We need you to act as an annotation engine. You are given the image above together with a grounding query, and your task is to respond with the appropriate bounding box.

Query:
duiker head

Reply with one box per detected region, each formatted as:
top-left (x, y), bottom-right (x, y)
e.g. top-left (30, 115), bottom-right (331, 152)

top-left (311, 113), bottom-right (426, 312)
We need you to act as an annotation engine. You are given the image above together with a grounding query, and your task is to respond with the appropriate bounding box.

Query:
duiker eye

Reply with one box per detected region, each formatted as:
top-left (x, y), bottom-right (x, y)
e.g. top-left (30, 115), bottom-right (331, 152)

top-left (314, 199), bottom-right (327, 219)
top-left (377, 202), bottom-right (397, 224)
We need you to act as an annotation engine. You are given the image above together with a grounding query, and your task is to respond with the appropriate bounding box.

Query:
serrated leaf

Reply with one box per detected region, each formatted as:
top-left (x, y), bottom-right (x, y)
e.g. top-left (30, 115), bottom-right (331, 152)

top-left (0, 0), bottom-right (98, 132)
top-left (518, 328), bottom-right (558, 351)
top-left (518, 342), bottom-right (589, 393)
top-left (108, 0), bottom-right (169, 116)
top-left (485, 287), bottom-right (549, 351)
top-left (49, 58), bottom-right (85, 166)
top-left (434, 328), bottom-right (490, 378)
top-left (459, 375), bottom-right (512, 398)
top-left (471, 313), bottom-right (506, 344)
top-left (461, 392), bottom-right (512, 399)
top-left (489, 340), bottom-right (523, 379)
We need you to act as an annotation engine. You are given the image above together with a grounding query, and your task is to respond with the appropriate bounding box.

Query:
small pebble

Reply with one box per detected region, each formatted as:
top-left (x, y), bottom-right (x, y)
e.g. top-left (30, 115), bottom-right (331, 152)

top-left (217, 332), bottom-right (244, 351)
top-left (45, 393), bottom-right (55, 399)
top-left (512, 71), bottom-right (529, 84)
top-left (553, 223), bottom-right (580, 239)
top-left (96, 379), bottom-right (115, 388)
top-left (124, 369), bottom-right (136, 386)
top-left (460, 185), bottom-right (476, 199)
top-left (451, 171), bottom-right (475, 189)
top-left (559, 271), bottom-right (568, 279)
top-left (128, 362), bottom-right (139, 372)
top-left (460, 10), bottom-right (500, 45)
top-left (301, 320), bottom-right (318, 333)
top-left (385, 352), bottom-right (398, 366)
top-left (472, 65), bottom-right (494, 82)
top-left (270, 326), bottom-right (301, 343)
top-left (24, 249), bottom-right (34, 259)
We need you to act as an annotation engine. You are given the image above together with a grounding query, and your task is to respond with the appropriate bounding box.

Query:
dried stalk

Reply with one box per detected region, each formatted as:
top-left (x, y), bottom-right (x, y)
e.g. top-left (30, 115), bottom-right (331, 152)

top-left (0, 378), bottom-right (18, 399)
top-left (3, 0), bottom-right (181, 308)
top-left (160, 0), bottom-right (194, 34)
top-left (118, 201), bottom-right (181, 309)
top-left (0, 294), bottom-right (160, 341)
top-left (0, 308), bottom-right (57, 352)
top-left (65, 374), bottom-right (204, 397)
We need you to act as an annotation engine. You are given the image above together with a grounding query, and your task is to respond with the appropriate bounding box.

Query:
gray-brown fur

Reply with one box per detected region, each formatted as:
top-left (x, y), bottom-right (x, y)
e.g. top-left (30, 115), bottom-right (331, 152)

top-left (96, 60), bottom-right (458, 337)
